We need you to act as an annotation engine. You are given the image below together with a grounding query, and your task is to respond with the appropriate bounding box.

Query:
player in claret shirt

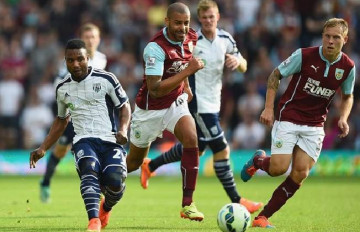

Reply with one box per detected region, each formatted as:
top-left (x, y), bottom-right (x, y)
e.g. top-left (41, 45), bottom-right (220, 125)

top-left (126, 2), bottom-right (205, 221)
top-left (241, 18), bottom-right (355, 228)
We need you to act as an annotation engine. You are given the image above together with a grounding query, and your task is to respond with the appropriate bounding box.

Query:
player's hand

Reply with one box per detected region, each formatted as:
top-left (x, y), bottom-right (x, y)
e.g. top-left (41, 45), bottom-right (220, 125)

top-left (116, 131), bottom-right (128, 145)
top-left (187, 57), bottom-right (205, 74)
top-left (30, 148), bottom-right (46, 169)
top-left (259, 108), bottom-right (274, 127)
top-left (337, 119), bottom-right (349, 138)
top-left (225, 54), bottom-right (240, 71)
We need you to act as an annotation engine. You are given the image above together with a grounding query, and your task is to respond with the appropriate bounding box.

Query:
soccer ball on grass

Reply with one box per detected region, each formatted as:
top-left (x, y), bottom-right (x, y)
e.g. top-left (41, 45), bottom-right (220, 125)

top-left (217, 203), bottom-right (251, 232)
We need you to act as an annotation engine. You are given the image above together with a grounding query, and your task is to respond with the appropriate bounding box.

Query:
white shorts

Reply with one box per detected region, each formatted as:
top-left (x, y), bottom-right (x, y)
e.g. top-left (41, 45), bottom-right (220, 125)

top-left (130, 93), bottom-right (191, 148)
top-left (271, 121), bottom-right (325, 162)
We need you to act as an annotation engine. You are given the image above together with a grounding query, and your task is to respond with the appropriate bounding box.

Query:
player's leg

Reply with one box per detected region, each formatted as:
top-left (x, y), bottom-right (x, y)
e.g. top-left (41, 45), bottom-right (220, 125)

top-left (40, 123), bottom-right (74, 203)
top-left (73, 139), bottom-right (102, 231)
top-left (253, 146), bottom-right (313, 228)
top-left (127, 105), bottom-right (163, 173)
top-left (99, 142), bottom-right (127, 229)
top-left (211, 141), bottom-right (264, 213)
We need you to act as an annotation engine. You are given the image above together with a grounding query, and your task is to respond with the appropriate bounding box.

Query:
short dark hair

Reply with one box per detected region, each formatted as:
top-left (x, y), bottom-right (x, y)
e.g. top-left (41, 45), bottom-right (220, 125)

top-left (65, 39), bottom-right (86, 50)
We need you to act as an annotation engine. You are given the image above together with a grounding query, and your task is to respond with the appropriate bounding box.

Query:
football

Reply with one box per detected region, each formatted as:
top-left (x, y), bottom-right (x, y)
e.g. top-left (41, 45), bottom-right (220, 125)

top-left (217, 203), bottom-right (251, 232)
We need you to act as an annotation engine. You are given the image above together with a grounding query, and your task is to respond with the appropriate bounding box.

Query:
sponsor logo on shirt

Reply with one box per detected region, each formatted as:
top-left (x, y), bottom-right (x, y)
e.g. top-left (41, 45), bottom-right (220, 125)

top-left (303, 77), bottom-right (335, 99)
top-left (167, 61), bottom-right (189, 74)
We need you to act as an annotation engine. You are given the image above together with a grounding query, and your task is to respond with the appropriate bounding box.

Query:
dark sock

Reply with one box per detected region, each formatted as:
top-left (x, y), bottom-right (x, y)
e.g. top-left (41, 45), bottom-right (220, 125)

top-left (181, 147), bottom-right (199, 207)
top-left (149, 143), bottom-right (183, 172)
top-left (214, 159), bottom-right (240, 203)
top-left (102, 185), bottom-right (125, 212)
top-left (41, 152), bottom-right (60, 186)
top-left (254, 156), bottom-right (271, 174)
top-left (258, 176), bottom-right (300, 219)
top-left (80, 174), bottom-right (101, 220)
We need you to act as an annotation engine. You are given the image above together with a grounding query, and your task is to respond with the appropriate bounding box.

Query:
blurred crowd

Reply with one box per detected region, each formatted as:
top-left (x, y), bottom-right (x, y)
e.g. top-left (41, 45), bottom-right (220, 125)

top-left (0, 0), bottom-right (359, 151)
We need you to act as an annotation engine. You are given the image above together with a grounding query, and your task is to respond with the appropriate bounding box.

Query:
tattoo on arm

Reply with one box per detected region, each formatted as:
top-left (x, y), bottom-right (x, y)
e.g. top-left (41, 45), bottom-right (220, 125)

top-left (268, 69), bottom-right (281, 91)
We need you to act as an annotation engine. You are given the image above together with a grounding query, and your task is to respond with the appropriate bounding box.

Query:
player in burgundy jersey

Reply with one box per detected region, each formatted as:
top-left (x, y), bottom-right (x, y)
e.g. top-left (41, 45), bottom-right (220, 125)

top-left (241, 18), bottom-right (355, 228)
top-left (126, 2), bottom-right (205, 221)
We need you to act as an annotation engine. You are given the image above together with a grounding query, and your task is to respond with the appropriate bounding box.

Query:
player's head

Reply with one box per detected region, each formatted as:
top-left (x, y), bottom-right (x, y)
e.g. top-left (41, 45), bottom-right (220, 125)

top-left (197, 0), bottom-right (220, 33)
top-left (80, 23), bottom-right (101, 58)
top-left (165, 2), bottom-right (191, 42)
top-left (65, 39), bottom-right (89, 80)
top-left (321, 18), bottom-right (348, 61)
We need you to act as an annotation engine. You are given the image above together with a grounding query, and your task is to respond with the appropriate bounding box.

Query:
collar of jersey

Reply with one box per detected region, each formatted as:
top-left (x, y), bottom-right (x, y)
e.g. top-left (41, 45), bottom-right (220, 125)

top-left (319, 46), bottom-right (342, 65)
top-left (162, 27), bottom-right (184, 45)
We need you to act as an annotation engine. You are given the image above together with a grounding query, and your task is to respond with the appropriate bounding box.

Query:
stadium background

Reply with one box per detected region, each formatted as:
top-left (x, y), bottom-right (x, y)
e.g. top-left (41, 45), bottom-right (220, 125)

top-left (0, 0), bottom-right (359, 176)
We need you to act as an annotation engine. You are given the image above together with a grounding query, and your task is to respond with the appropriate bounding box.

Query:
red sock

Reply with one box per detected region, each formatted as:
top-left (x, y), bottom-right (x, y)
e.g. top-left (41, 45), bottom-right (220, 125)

top-left (181, 147), bottom-right (199, 207)
top-left (258, 176), bottom-right (300, 218)
top-left (254, 156), bottom-right (271, 174)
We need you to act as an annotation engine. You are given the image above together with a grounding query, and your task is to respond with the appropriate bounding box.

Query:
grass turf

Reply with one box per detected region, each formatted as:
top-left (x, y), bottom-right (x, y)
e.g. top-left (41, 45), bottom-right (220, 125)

top-left (0, 175), bottom-right (359, 232)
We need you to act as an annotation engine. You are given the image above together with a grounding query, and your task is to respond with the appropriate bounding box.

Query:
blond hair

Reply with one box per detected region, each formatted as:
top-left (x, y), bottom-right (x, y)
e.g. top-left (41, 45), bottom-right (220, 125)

top-left (80, 23), bottom-right (100, 37)
top-left (323, 18), bottom-right (348, 36)
top-left (197, 0), bottom-right (219, 16)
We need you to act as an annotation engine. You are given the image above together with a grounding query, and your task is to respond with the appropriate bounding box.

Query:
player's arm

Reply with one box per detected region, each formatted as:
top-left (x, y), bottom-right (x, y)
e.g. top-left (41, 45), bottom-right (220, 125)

top-left (259, 68), bottom-right (282, 127)
top-left (338, 93), bottom-right (353, 138)
top-left (30, 116), bottom-right (70, 168)
top-left (146, 58), bottom-right (204, 98)
top-left (116, 101), bottom-right (131, 145)
top-left (183, 77), bottom-right (193, 102)
top-left (224, 34), bottom-right (247, 72)
top-left (338, 66), bottom-right (356, 138)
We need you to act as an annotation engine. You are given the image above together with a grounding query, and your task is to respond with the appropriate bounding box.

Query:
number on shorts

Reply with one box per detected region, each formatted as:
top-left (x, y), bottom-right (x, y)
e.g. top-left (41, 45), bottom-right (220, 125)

top-left (113, 148), bottom-right (122, 159)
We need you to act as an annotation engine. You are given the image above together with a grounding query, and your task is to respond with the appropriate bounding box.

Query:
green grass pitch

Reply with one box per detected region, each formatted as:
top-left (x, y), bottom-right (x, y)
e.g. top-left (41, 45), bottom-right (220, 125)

top-left (0, 175), bottom-right (359, 232)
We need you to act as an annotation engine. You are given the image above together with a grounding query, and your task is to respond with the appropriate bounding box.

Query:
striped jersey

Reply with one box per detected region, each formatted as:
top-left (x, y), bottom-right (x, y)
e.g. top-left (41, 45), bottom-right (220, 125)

top-left (56, 68), bottom-right (128, 144)
top-left (277, 46), bottom-right (356, 126)
top-left (189, 28), bottom-right (244, 113)
top-left (135, 27), bottom-right (197, 110)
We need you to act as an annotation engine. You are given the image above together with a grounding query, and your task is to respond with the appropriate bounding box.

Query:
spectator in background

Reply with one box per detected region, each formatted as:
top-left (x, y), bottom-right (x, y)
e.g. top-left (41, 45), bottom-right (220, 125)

top-left (21, 86), bottom-right (53, 149)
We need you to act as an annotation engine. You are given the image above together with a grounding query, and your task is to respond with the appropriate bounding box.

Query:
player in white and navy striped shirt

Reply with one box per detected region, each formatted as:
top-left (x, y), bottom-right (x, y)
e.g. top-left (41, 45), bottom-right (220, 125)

top-left (30, 39), bottom-right (131, 231)
top-left (40, 23), bottom-right (108, 204)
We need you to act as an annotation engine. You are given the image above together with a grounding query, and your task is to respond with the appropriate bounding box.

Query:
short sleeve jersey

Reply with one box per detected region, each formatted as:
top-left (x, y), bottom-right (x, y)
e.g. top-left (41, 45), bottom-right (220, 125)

top-left (188, 28), bottom-right (243, 113)
top-left (135, 27), bottom-right (197, 110)
top-left (56, 68), bottom-right (128, 144)
top-left (277, 46), bottom-right (356, 126)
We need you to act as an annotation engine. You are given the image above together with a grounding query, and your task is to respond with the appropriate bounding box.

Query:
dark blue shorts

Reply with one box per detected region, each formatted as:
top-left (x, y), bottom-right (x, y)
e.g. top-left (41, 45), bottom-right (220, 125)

top-left (191, 112), bottom-right (226, 152)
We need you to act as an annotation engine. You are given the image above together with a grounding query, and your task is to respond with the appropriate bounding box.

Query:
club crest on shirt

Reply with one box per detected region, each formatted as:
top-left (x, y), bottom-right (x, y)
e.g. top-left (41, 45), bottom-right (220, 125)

top-left (188, 41), bottom-right (193, 53)
top-left (93, 83), bottom-right (101, 93)
top-left (335, 68), bottom-right (344, 80)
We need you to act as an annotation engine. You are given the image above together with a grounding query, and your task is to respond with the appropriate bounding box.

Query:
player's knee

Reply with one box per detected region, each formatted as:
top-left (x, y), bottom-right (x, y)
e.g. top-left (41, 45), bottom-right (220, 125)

top-left (181, 132), bottom-right (197, 147)
top-left (209, 137), bottom-right (228, 155)
top-left (291, 168), bottom-right (309, 183)
top-left (102, 166), bottom-right (127, 190)
top-left (77, 158), bottom-right (100, 177)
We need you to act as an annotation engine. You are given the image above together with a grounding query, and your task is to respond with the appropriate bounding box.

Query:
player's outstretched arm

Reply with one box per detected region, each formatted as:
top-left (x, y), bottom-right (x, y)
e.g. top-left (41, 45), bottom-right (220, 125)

top-left (29, 116), bottom-right (69, 168)
top-left (338, 93), bottom-right (353, 138)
